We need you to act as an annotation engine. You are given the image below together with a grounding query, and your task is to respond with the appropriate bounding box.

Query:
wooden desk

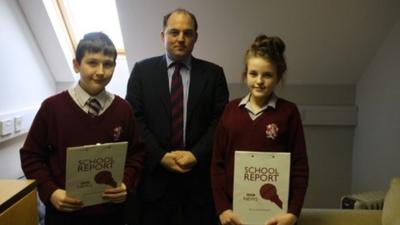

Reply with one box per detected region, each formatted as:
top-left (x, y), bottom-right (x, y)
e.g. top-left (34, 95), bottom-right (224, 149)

top-left (0, 179), bottom-right (37, 225)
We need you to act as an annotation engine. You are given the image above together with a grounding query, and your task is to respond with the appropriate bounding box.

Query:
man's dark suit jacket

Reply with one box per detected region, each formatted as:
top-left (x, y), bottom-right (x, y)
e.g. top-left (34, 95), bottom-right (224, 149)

top-left (126, 55), bottom-right (229, 203)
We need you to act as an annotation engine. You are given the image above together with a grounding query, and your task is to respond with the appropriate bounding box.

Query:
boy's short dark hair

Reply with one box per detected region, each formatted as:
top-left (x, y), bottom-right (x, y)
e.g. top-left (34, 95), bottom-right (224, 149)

top-left (75, 32), bottom-right (117, 63)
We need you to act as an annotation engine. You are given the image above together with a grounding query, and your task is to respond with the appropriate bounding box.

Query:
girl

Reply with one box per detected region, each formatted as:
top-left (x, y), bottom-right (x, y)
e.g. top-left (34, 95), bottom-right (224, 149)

top-left (211, 34), bottom-right (309, 225)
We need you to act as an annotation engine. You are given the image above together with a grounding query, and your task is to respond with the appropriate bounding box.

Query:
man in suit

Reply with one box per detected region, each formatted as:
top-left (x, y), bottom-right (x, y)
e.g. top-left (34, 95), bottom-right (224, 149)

top-left (125, 8), bottom-right (229, 225)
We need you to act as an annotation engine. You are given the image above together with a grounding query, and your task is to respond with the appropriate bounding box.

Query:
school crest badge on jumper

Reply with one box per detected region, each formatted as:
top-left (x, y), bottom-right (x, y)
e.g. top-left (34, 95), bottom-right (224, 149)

top-left (112, 126), bottom-right (122, 141)
top-left (265, 123), bottom-right (279, 140)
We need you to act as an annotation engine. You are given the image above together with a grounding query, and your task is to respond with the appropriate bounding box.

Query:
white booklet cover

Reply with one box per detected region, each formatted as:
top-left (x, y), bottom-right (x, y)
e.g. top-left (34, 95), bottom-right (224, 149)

top-left (233, 151), bottom-right (291, 225)
top-left (65, 141), bottom-right (127, 207)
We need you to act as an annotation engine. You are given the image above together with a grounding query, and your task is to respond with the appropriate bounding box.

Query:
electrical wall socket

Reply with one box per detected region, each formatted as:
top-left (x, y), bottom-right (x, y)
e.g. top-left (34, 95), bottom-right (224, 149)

top-left (14, 116), bottom-right (22, 133)
top-left (0, 119), bottom-right (14, 136)
top-left (0, 107), bottom-right (38, 143)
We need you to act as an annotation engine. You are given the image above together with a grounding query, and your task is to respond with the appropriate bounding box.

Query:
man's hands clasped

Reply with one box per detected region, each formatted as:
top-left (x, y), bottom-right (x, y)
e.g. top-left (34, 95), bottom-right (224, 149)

top-left (160, 150), bottom-right (197, 173)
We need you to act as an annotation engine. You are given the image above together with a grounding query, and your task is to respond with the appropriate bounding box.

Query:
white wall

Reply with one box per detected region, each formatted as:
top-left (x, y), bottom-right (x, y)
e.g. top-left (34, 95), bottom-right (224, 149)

top-left (0, 0), bottom-right (56, 178)
top-left (117, 0), bottom-right (400, 85)
top-left (352, 18), bottom-right (400, 193)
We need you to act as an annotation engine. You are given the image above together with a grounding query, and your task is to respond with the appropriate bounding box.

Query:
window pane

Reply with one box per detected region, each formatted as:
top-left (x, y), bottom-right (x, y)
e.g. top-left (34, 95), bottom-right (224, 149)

top-left (64, 0), bottom-right (125, 50)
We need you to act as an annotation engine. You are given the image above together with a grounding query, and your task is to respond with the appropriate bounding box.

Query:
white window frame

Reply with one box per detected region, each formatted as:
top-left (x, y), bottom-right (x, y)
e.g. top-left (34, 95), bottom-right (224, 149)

top-left (54, 0), bottom-right (126, 56)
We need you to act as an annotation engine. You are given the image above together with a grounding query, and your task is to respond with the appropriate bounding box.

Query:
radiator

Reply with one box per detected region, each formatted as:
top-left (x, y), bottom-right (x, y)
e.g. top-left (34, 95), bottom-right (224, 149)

top-left (341, 191), bottom-right (386, 210)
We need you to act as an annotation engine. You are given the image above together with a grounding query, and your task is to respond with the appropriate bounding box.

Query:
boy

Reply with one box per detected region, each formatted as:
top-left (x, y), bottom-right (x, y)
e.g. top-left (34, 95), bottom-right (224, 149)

top-left (20, 32), bottom-right (145, 225)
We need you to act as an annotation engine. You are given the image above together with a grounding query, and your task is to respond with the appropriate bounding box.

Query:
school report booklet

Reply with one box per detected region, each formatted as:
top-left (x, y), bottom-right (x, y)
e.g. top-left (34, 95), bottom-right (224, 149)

top-left (65, 141), bottom-right (127, 207)
top-left (233, 151), bottom-right (291, 225)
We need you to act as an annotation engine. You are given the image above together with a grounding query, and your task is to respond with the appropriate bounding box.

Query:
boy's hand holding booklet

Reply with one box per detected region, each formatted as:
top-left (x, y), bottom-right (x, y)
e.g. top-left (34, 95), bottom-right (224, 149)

top-left (233, 151), bottom-right (291, 225)
top-left (65, 141), bottom-right (127, 207)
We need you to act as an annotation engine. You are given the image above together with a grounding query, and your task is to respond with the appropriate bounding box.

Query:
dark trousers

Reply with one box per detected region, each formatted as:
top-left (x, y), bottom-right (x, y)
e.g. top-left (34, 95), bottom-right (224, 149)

top-left (126, 175), bottom-right (219, 225)
top-left (140, 197), bottom-right (218, 225)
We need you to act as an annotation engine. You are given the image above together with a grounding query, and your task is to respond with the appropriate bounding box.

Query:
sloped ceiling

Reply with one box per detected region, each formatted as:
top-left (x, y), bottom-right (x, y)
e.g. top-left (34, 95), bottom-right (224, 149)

top-left (117, 0), bottom-right (400, 84)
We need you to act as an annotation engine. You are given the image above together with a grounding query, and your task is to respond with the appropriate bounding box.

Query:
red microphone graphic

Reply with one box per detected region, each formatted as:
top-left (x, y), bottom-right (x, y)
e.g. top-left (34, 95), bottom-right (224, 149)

top-left (259, 183), bottom-right (283, 209)
top-left (94, 170), bottom-right (117, 187)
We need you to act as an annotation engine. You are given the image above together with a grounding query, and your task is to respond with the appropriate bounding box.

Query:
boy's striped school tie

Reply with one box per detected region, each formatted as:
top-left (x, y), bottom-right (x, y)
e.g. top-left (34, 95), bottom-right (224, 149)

top-left (87, 98), bottom-right (101, 117)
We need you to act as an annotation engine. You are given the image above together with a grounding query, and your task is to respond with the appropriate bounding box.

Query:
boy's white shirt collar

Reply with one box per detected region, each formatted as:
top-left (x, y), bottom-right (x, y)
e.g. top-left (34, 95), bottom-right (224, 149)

top-left (71, 83), bottom-right (109, 109)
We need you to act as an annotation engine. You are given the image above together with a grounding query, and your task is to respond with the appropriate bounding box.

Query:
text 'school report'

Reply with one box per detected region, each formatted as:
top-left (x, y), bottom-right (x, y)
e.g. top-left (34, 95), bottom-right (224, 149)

top-left (65, 142), bottom-right (127, 207)
top-left (233, 151), bottom-right (291, 225)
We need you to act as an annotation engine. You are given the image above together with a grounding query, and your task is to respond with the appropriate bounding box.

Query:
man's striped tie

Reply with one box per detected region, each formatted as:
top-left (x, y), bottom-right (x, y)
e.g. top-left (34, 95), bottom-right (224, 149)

top-left (170, 63), bottom-right (184, 149)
